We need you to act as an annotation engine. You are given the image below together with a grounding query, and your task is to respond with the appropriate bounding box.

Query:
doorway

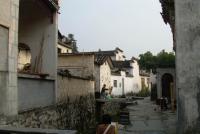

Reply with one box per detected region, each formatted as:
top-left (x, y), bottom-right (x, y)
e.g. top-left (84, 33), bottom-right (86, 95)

top-left (161, 73), bottom-right (173, 103)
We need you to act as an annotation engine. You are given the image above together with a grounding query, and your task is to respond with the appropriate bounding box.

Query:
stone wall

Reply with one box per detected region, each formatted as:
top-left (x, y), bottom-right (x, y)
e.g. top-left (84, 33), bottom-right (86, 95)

top-left (175, 0), bottom-right (200, 133)
top-left (156, 68), bottom-right (175, 99)
top-left (0, 94), bottom-right (96, 134)
top-left (57, 74), bottom-right (95, 101)
top-left (0, 0), bottom-right (19, 116)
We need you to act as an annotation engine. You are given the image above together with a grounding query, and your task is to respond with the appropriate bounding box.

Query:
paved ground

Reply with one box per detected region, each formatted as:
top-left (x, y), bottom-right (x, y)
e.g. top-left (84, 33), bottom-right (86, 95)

top-left (119, 97), bottom-right (176, 134)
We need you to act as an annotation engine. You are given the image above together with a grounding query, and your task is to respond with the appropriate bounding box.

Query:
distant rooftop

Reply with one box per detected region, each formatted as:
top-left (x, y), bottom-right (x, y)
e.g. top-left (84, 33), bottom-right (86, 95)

top-left (112, 60), bottom-right (133, 69)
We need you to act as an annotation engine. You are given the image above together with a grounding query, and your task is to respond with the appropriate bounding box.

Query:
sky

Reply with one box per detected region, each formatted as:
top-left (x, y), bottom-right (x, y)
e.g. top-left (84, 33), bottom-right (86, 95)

top-left (58, 0), bottom-right (173, 58)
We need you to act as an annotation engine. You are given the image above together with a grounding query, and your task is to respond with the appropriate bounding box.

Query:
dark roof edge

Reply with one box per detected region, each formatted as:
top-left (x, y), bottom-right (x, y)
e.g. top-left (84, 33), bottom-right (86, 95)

top-left (58, 41), bottom-right (72, 49)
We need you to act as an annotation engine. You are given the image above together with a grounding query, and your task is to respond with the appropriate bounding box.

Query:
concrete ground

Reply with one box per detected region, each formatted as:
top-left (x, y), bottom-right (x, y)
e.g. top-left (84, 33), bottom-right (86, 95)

top-left (119, 97), bottom-right (176, 134)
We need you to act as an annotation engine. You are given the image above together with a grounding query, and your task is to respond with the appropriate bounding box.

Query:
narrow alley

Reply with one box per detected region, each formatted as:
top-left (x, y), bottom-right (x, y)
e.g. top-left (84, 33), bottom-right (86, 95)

top-left (119, 98), bottom-right (176, 134)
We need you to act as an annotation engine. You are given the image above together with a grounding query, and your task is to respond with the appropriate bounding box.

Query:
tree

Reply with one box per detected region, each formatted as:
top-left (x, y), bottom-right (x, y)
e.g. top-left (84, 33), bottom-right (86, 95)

top-left (156, 50), bottom-right (175, 68)
top-left (138, 51), bottom-right (157, 72)
top-left (138, 50), bottom-right (175, 73)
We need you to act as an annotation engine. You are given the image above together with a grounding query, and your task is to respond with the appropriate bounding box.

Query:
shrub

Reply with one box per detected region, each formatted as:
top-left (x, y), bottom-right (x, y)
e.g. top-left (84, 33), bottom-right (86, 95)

top-left (137, 87), bottom-right (150, 97)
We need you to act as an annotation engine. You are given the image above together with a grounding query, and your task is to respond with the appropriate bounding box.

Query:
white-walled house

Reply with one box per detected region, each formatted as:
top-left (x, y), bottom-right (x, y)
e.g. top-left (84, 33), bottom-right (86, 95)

top-left (57, 52), bottom-right (114, 98)
top-left (111, 70), bottom-right (126, 96)
top-left (57, 31), bottom-right (73, 54)
top-left (111, 60), bottom-right (141, 96)
top-left (96, 47), bottom-right (126, 61)
top-left (94, 54), bottom-right (114, 93)
top-left (94, 48), bottom-right (142, 96)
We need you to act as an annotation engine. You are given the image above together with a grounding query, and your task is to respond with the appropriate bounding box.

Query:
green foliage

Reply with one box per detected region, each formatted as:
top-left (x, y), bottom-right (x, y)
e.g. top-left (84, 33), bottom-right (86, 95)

top-left (137, 87), bottom-right (150, 97)
top-left (138, 50), bottom-right (175, 73)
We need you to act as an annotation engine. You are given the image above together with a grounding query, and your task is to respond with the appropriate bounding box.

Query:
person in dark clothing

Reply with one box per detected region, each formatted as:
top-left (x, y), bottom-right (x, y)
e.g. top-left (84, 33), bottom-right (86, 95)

top-left (96, 114), bottom-right (116, 134)
top-left (101, 84), bottom-right (108, 99)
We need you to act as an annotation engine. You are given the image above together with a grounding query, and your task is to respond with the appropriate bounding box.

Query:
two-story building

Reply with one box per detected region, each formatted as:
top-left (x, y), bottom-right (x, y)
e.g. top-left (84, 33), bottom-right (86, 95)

top-left (0, 0), bottom-right (59, 116)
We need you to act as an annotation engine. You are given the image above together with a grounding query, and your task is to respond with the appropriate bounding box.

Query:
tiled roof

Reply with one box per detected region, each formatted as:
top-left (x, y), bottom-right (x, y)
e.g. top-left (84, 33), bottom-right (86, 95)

top-left (44, 0), bottom-right (59, 11)
top-left (93, 51), bottom-right (116, 57)
top-left (95, 54), bottom-right (108, 65)
top-left (93, 47), bottom-right (124, 56)
top-left (112, 61), bottom-right (132, 69)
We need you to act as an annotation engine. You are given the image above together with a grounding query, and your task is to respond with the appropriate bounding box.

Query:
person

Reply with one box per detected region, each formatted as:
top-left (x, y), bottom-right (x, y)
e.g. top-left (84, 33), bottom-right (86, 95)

top-left (106, 87), bottom-right (113, 100)
top-left (101, 84), bottom-right (108, 99)
top-left (96, 114), bottom-right (116, 134)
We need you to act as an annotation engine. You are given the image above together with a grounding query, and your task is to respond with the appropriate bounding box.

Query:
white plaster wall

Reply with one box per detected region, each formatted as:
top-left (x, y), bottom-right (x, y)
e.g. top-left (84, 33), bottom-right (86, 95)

top-left (111, 75), bottom-right (123, 96)
top-left (99, 61), bottom-right (112, 91)
top-left (132, 60), bottom-right (141, 92)
top-left (124, 77), bottom-right (134, 94)
top-left (57, 43), bottom-right (72, 53)
top-left (115, 51), bottom-right (125, 61)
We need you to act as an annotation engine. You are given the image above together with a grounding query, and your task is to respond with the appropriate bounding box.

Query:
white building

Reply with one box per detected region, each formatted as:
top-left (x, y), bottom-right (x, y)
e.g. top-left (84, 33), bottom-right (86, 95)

top-left (111, 59), bottom-right (141, 96)
top-left (94, 48), bottom-right (142, 96)
top-left (94, 54), bottom-right (114, 93)
top-left (57, 31), bottom-right (73, 53)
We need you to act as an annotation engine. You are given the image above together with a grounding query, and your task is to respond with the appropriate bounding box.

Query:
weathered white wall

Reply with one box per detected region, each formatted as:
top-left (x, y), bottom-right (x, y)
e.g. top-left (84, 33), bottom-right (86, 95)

top-left (109, 49), bottom-right (125, 61)
top-left (99, 61), bottom-right (112, 91)
top-left (111, 74), bottom-right (123, 96)
top-left (132, 60), bottom-right (142, 92)
top-left (57, 43), bottom-right (72, 53)
top-left (124, 76), bottom-right (134, 94)
top-left (94, 65), bottom-right (100, 92)
top-left (19, 0), bottom-right (57, 79)
top-left (111, 71), bottom-right (127, 96)
top-left (57, 75), bottom-right (95, 101)
top-left (115, 50), bottom-right (125, 61)
top-left (0, 0), bottom-right (19, 116)
top-left (112, 69), bottom-right (141, 96)
top-left (58, 54), bottom-right (95, 78)
top-left (175, 0), bottom-right (200, 133)
top-left (18, 76), bottom-right (55, 111)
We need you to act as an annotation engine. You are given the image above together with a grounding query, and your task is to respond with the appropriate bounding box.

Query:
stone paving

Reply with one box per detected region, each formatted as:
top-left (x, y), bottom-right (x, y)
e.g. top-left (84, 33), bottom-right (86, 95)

top-left (119, 97), bottom-right (176, 134)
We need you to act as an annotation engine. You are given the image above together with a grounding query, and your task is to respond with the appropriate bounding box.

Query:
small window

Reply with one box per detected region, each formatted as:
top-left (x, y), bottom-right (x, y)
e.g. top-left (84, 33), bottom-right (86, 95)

top-left (114, 80), bottom-right (117, 87)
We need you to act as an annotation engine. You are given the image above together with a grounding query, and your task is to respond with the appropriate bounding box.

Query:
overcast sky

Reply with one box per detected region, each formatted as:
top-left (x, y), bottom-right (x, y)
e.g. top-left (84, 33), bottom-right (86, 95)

top-left (58, 0), bottom-right (173, 58)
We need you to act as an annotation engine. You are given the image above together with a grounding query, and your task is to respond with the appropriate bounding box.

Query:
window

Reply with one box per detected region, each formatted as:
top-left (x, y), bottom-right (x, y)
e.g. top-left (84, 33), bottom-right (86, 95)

top-left (114, 80), bottom-right (117, 87)
top-left (119, 83), bottom-right (121, 87)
